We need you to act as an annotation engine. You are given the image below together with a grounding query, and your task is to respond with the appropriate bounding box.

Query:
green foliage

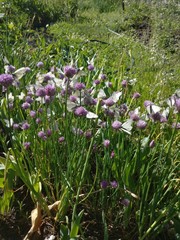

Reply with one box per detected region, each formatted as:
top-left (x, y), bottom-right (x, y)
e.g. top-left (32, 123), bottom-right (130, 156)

top-left (92, 0), bottom-right (123, 13)
top-left (0, 0), bottom-right (180, 239)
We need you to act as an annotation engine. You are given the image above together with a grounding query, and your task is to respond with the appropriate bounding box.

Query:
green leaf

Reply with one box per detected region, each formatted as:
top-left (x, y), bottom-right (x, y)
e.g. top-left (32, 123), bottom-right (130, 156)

top-left (70, 210), bottom-right (84, 238)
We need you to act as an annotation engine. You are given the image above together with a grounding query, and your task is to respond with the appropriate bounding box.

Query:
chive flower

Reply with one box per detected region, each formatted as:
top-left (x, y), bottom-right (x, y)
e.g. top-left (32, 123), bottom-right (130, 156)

top-left (99, 74), bottom-right (107, 80)
top-left (121, 198), bottom-right (130, 207)
top-left (74, 82), bottom-right (85, 91)
top-left (100, 180), bottom-right (108, 189)
top-left (58, 136), bottom-right (65, 143)
top-left (24, 142), bottom-right (31, 150)
top-left (36, 87), bottom-right (46, 97)
top-left (38, 131), bottom-right (47, 140)
top-left (149, 140), bottom-right (155, 148)
top-left (64, 65), bottom-right (77, 78)
top-left (36, 61), bottom-right (44, 68)
top-left (94, 79), bottom-right (100, 85)
top-left (110, 181), bottom-right (118, 188)
top-left (133, 92), bottom-right (141, 99)
top-left (121, 80), bottom-right (128, 87)
top-left (88, 64), bottom-right (94, 71)
top-left (136, 120), bottom-right (147, 129)
top-left (103, 139), bottom-right (110, 148)
top-left (129, 111), bottom-right (140, 121)
top-left (175, 98), bottom-right (180, 113)
top-left (104, 98), bottom-right (115, 107)
top-left (74, 106), bottom-right (88, 117)
top-left (21, 122), bottom-right (30, 130)
top-left (45, 84), bottom-right (56, 96)
top-left (112, 120), bottom-right (122, 130)
top-left (30, 110), bottom-right (36, 118)
top-left (0, 74), bottom-right (14, 88)
top-left (22, 102), bottom-right (30, 110)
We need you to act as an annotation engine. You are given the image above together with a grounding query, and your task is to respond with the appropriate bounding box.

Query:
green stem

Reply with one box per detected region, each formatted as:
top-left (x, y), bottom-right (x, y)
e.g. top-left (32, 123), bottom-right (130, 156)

top-left (72, 135), bottom-right (95, 221)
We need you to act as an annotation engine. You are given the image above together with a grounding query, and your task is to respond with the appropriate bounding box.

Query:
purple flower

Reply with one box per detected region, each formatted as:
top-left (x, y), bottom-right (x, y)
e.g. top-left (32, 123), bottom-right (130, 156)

top-left (38, 108), bottom-right (43, 113)
top-left (44, 95), bottom-right (53, 104)
top-left (36, 118), bottom-right (42, 124)
top-left (104, 98), bottom-right (115, 107)
top-left (36, 61), bottom-right (44, 68)
top-left (64, 65), bottom-right (77, 78)
top-left (110, 181), bottom-right (118, 188)
top-left (84, 130), bottom-right (92, 139)
top-left (99, 74), bottom-right (107, 80)
top-left (133, 92), bottom-right (141, 99)
top-left (103, 139), bottom-right (110, 148)
top-left (144, 100), bottom-right (153, 108)
top-left (110, 151), bottom-right (115, 158)
top-left (160, 116), bottom-right (168, 123)
top-left (121, 198), bottom-right (130, 207)
top-left (94, 79), bottom-right (100, 85)
top-left (107, 82), bottom-right (113, 88)
top-left (136, 120), bottom-right (147, 129)
top-left (30, 110), bottom-right (36, 118)
top-left (22, 102), bottom-right (30, 110)
top-left (6, 65), bottom-right (16, 73)
top-left (119, 104), bottom-right (128, 116)
top-left (172, 122), bottom-right (180, 129)
top-left (74, 82), bottom-right (85, 91)
top-left (175, 98), bottom-right (180, 113)
top-left (25, 96), bottom-right (33, 104)
top-left (69, 95), bottom-right (77, 102)
top-left (38, 131), bottom-right (47, 140)
top-left (100, 180), bottom-right (108, 189)
top-left (36, 87), bottom-right (46, 97)
top-left (21, 122), bottom-right (30, 130)
top-left (43, 73), bottom-right (52, 82)
top-left (25, 67), bottom-right (31, 73)
top-left (46, 129), bottom-right (52, 137)
top-left (104, 109), bottom-right (115, 118)
top-left (149, 140), bottom-right (155, 148)
top-left (112, 120), bottom-right (122, 130)
top-left (13, 123), bottom-right (20, 129)
top-left (88, 64), bottom-right (94, 71)
top-left (45, 84), bottom-right (56, 96)
top-left (24, 142), bottom-right (31, 150)
top-left (129, 111), bottom-right (140, 121)
top-left (58, 136), bottom-right (65, 143)
top-left (74, 106), bottom-right (88, 117)
top-left (0, 74), bottom-right (14, 88)
top-left (121, 80), bottom-right (128, 88)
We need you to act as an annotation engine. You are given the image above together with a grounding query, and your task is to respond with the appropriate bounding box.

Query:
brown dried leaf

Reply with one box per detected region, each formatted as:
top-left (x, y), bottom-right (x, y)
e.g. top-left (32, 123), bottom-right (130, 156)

top-left (23, 202), bottom-right (42, 240)
top-left (48, 200), bottom-right (61, 212)
top-left (23, 200), bottom-right (61, 240)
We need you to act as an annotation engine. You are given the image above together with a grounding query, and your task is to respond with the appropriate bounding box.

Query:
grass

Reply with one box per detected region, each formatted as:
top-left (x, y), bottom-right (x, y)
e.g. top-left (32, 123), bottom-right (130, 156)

top-left (0, 0), bottom-right (180, 239)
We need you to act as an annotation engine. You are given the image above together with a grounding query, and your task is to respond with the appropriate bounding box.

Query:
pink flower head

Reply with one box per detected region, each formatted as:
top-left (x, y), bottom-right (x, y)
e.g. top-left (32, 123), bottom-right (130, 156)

top-left (103, 139), bottom-right (110, 148)
top-left (64, 65), bottom-right (77, 78)
top-left (112, 120), bottom-right (122, 130)
top-left (136, 120), bottom-right (147, 129)
top-left (74, 106), bottom-right (88, 117)
top-left (0, 74), bottom-right (14, 88)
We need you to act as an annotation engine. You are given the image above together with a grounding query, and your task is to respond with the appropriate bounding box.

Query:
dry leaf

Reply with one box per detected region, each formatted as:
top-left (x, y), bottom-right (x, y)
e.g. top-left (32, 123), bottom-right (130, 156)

top-left (23, 202), bottom-right (42, 240)
top-left (48, 200), bottom-right (61, 212)
top-left (24, 200), bottom-right (61, 240)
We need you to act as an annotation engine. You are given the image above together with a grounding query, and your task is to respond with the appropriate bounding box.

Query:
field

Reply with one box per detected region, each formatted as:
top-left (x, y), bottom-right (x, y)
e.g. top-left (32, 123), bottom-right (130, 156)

top-left (0, 0), bottom-right (180, 239)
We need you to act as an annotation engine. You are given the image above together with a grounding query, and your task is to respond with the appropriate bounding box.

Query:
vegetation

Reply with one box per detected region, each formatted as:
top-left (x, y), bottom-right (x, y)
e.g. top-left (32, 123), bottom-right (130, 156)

top-left (0, 0), bottom-right (179, 239)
